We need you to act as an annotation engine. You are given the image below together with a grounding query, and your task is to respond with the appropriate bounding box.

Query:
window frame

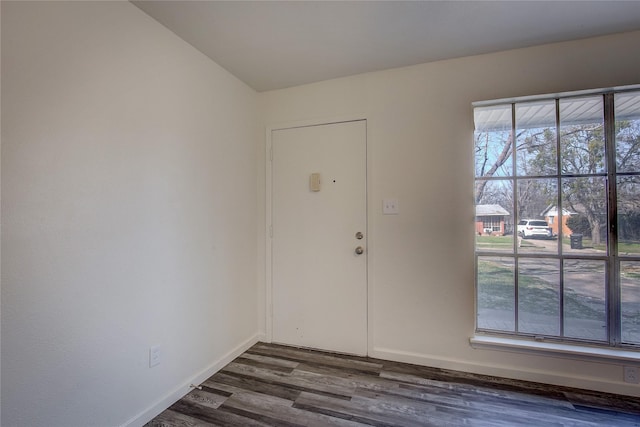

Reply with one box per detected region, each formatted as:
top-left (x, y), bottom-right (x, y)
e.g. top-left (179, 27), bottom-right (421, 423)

top-left (473, 85), bottom-right (640, 350)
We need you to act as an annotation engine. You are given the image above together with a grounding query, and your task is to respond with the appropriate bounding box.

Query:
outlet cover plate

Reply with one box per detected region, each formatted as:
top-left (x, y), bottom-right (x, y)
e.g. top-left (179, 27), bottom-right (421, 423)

top-left (624, 366), bottom-right (639, 384)
top-left (383, 199), bottom-right (399, 215)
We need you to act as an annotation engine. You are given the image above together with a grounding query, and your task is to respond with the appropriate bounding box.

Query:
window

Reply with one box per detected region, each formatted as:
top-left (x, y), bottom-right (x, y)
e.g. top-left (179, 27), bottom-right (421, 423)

top-left (481, 216), bottom-right (501, 232)
top-left (474, 87), bottom-right (640, 348)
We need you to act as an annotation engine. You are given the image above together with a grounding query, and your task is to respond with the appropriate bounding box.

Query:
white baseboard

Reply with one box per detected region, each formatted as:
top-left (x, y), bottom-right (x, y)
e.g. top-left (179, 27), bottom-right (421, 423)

top-left (371, 346), bottom-right (640, 397)
top-left (122, 332), bottom-right (265, 427)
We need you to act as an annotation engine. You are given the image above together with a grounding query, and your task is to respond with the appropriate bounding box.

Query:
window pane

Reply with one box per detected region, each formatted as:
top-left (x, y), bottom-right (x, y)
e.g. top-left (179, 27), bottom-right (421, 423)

top-left (562, 177), bottom-right (607, 255)
top-left (474, 89), bottom-right (637, 348)
top-left (560, 97), bottom-right (605, 175)
top-left (563, 260), bottom-right (606, 341)
top-left (615, 92), bottom-right (640, 173)
top-left (475, 180), bottom-right (514, 253)
top-left (621, 261), bottom-right (640, 344)
top-left (475, 105), bottom-right (513, 178)
top-left (477, 256), bottom-right (514, 332)
top-left (518, 258), bottom-right (560, 335)
top-left (516, 179), bottom-right (558, 254)
top-left (618, 176), bottom-right (640, 255)
top-left (516, 101), bottom-right (557, 176)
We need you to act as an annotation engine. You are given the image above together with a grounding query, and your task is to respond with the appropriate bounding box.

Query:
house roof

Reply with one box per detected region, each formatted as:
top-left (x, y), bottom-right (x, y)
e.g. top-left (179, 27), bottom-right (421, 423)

top-left (476, 204), bottom-right (510, 217)
top-left (540, 205), bottom-right (575, 217)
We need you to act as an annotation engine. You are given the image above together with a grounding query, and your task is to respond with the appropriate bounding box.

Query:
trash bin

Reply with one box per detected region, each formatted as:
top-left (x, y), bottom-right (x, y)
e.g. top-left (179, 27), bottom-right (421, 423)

top-left (570, 234), bottom-right (583, 249)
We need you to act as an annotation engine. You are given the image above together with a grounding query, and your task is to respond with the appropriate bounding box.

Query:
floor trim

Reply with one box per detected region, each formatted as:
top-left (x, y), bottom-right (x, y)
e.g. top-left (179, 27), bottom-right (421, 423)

top-left (122, 332), bottom-right (264, 427)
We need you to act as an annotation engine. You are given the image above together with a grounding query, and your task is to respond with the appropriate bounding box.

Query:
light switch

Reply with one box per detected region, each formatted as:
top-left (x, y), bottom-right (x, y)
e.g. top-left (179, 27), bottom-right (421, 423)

top-left (309, 173), bottom-right (321, 192)
top-left (383, 199), bottom-right (399, 214)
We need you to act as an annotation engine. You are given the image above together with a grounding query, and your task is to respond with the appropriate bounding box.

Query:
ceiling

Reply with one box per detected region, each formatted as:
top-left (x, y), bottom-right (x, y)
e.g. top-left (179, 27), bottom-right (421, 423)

top-left (132, 1), bottom-right (640, 92)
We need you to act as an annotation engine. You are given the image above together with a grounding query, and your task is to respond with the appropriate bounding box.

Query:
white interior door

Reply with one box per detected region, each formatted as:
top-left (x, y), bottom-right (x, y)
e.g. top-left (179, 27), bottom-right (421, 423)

top-left (271, 120), bottom-right (367, 355)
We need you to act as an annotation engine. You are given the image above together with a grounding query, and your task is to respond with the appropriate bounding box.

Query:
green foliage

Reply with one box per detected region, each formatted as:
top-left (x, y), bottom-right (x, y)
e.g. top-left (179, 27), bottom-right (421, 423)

top-left (619, 211), bottom-right (640, 242)
top-left (559, 124), bottom-right (605, 174)
top-left (616, 120), bottom-right (640, 172)
top-left (475, 236), bottom-right (512, 246)
top-left (566, 215), bottom-right (591, 237)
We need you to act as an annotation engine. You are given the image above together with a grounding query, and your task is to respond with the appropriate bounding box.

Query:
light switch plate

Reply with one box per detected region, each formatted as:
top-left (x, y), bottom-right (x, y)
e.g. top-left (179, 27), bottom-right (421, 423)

top-left (383, 199), bottom-right (399, 215)
top-left (149, 345), bottom-right (161, 368)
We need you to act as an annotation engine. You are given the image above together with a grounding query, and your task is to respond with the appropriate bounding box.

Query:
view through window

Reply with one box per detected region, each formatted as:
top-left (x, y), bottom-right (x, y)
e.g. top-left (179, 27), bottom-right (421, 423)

top-left (474, 88), bottom-right (640, 347)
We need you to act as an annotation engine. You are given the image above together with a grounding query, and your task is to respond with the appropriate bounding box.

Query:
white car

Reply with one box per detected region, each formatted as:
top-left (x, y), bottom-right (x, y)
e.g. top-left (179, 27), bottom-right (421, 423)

top-left (517, 219), bottom-right (552, 238)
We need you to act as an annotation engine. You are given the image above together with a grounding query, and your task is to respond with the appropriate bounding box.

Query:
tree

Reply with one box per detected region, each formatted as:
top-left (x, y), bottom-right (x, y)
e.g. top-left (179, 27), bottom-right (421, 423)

top-left (616, 120), bottom-right (640, 173)
top-left (474, 130), bottom-right (513, 204)
top-left (475, 103), bottom-right (640, 247)
top-left (559, 124), bottom-right (606, 245)
top-left (475, 126), bottom-right (555, 217)
top-left (616, 120), bottom-right (640, 243)
top-left (566, 215), bottom-right (591, 237)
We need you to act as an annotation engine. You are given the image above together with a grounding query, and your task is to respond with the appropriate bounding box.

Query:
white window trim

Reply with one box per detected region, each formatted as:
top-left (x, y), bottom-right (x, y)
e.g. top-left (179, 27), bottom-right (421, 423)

top-left (470, 335), bottom-right (640, 364)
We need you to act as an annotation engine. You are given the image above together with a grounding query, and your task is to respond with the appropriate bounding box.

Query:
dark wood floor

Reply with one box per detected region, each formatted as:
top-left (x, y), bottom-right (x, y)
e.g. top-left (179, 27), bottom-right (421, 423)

top-left (146, 342), bottom-right (640, 426)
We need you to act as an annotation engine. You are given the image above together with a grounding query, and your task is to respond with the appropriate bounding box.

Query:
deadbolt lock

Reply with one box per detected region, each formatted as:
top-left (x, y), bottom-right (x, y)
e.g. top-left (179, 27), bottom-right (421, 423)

top-left (355, 246), bottom-right (364, 255)
top-left (355, 232), bottom-right (364, 240)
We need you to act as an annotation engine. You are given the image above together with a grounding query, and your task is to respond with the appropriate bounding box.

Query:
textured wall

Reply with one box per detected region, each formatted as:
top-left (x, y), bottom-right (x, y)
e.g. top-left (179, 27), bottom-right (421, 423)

top-left (1, 2), bottom-right (259, 426)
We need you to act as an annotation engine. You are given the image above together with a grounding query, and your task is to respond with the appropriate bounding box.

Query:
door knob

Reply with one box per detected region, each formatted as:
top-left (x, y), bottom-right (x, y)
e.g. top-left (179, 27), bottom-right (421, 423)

top-left (355, 246), bottom-right (364, 255)
top-left (355, 232), bottom-right (364, 240)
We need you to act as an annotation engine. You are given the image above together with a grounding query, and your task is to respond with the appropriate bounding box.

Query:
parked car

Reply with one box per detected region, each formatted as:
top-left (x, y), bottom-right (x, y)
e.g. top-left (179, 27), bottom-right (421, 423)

top-left (517, 219), bottom-right (553, 239)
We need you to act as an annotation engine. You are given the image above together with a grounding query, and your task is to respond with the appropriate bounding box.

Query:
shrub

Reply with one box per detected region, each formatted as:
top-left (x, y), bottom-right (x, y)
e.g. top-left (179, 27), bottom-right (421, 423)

top-left (567, 215), bottom-right (591, 237)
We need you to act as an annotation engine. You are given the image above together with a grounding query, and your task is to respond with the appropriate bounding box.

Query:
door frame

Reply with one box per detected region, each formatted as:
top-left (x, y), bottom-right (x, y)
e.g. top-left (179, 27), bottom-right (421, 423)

top-left (265, 115), bottom-right (372, 354)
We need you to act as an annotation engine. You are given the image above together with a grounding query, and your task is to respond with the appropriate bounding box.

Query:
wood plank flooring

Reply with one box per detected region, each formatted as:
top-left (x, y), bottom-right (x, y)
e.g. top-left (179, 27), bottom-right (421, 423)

top-left (146, 342), bottom-right (640, 426)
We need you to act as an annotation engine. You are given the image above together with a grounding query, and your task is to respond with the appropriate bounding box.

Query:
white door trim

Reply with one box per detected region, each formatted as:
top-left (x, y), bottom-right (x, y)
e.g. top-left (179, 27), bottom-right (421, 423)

top-left (265, 115), bottom-right (371, 354)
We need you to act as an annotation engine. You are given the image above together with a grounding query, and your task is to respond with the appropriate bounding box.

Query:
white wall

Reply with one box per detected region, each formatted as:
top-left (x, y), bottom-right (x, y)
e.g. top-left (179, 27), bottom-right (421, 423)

top-left (1, 2), bottom-right (259, 426)
top-left (0, 2), bottom-right (3, 423)
top-left (260, 30), bottom-right (640, 397)
top-left (4, 3), bottom-right (640, 425)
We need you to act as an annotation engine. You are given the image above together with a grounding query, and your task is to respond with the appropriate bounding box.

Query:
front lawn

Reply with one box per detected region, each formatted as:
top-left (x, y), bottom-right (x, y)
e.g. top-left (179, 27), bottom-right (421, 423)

top-left (561, 237), bottom-right (640, 254)
top-left (475, 235), bottom-right (539, 251)
top-left (477, 259), bottom-right (604, 320)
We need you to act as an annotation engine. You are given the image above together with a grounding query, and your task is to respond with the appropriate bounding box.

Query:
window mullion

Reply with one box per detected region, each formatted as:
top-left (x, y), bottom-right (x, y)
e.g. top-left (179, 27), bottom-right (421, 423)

top-left (604, 92), bottom-right (620, 346)
top-left (556, 98), bottom-right (565, 339)
top-left (512, 103), bottom-right (519, 333)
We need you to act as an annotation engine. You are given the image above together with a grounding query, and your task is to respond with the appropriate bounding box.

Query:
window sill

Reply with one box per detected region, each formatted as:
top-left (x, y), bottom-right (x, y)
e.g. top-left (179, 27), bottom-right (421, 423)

top-left (470, 335), bottom-right (640, 364)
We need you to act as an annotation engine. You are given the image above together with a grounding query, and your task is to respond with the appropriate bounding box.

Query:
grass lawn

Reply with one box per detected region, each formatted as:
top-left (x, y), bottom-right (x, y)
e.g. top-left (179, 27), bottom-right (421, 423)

top-left (477, 259), bottom-right (604, 320)
top-left (477, 248), bottom-right (640, 341)
top-left (475, 235), bottom-right (513, 248)
top-left (624, 269), bottom-right (640, 280)
top-left (561, 237), bottom-right (640, 254)
top-left (619, 241), bottom-right (640, 254)
top-left (475, 235), bottom-right (539, 251)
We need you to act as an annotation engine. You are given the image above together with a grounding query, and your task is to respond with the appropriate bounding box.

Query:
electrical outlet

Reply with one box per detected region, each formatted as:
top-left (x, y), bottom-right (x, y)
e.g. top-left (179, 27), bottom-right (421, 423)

top-left (149, 345), bottom-right (161, 368)
top-left (383, 199), bottom-right (399, 215)
top-left (623, 366), bottom-right (639, 384)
